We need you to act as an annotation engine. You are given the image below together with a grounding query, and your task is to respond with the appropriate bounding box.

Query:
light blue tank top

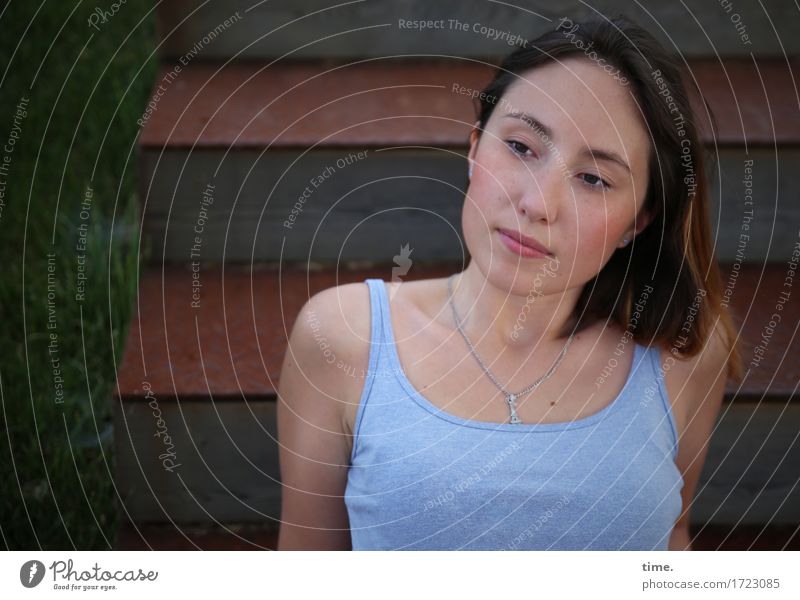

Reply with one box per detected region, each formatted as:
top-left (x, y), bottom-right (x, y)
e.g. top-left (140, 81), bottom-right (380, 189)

top-left (345, 278), bottom-right (684, 550)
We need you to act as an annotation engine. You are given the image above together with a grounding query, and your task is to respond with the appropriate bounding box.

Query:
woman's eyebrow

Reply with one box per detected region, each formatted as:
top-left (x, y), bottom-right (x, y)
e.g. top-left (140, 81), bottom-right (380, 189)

top-left (581, 147), bottom-right (631, 174)
top-left (502, 111), bottom-right (631, 174)
top-left (502, 111), bottom-right (554, 140)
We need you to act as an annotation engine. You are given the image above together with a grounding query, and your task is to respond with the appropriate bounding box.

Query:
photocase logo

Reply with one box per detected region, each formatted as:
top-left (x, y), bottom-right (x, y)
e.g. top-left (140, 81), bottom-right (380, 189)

top-left (389, 243), bottom-right (413, 299)
top-left (20, 560), bottom-right (45, 588)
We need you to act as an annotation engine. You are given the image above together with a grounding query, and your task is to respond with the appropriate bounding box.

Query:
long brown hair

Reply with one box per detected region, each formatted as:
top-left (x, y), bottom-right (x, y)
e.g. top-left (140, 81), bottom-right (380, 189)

top-left (473, 15), bottom-right (743, 382)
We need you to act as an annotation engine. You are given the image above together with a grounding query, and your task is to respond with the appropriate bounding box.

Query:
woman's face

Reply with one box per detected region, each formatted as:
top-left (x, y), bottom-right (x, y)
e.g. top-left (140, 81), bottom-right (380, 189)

top-left (465, 55), bottom-right (653, 296)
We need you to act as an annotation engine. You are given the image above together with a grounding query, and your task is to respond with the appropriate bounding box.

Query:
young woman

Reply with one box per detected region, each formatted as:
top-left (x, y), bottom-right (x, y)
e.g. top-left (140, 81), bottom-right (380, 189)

top-left (276, 16), bottom-right (743, 550)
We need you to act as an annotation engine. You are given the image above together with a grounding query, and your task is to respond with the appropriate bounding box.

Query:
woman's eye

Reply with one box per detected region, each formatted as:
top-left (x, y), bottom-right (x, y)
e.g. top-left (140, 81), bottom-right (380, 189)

top-left (506, 140), bottom-right (534, 157)
top-left (580, 173), bottom-right (612, 190)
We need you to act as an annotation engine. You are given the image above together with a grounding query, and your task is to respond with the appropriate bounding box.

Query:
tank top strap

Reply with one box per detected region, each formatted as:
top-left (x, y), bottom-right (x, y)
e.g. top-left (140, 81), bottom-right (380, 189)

top-left (355, 279), bottom-right (679, 455)
top-left (350, 279), bottom-right (392, 460)
top-left (611, 340), bottom-right (680, 461)
top-left (643, 342), bottom-right (681, 459)
top-left (364, 278), bottom-right (394, 350)
top-left (346, 282), bottom-right (684, 549)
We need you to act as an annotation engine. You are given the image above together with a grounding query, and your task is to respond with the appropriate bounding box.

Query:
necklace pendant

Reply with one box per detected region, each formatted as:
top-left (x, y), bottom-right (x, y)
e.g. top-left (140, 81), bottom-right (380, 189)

top-left (446, 274), bottom-right (572, 430)
top-left (506, 394), bottom-right (523, 424)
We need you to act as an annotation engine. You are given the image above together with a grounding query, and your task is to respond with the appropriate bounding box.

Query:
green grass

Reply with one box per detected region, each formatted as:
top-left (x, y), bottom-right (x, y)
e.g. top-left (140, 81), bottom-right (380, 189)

top-left (0, 1), bottom-right (157, 549)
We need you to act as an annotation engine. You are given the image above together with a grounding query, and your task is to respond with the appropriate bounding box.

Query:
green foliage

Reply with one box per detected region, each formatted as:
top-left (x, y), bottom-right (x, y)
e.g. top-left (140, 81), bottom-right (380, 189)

top-left (0, 1), bottom-right (156, 549)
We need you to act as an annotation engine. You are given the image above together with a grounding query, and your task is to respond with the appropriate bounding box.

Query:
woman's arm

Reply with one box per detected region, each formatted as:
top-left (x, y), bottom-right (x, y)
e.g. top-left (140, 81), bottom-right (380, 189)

top-left (665, 324), bottom-right (730, 550)
top-left (276, 288), bottom-right (359, 550)
top-left (668, 523), bottom-right (693, 551)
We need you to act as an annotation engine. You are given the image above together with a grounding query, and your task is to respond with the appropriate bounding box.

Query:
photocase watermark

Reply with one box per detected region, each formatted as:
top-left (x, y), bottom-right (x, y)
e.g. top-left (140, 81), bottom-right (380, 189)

top-left (307, 308), bottom-right (341, 367)
top-left (190, 182), bottom-right (215, 308)
top-left (142, 381), bottom-right (181, 472)
top-left (391, 243), bottom-right (413, 284)
top-left (451, 82), bottom-right (500, 106)
top-left (452, 82), bottom-right (570, 180)
top-left (305, 307), bottom-right (406, 382)
top-left (717, 0), bottom-right (753, 46)
top-left (721, 158), bottom-right (755, 309)
top-left (510, 255), bottom-right (561, 341)
top-left (450, 18), bottom-right (530, 48)
top-left (555, 18), bottom-right (629, 85)
top-left (74, 183), bottom-right (94, 303)
top-left (387, 242), bottom-right (414, 300)
top-left (0, 95), bottom-right (29, 224)
top-left (138, 67), bottom-right (180, 128)
top-left (651, 68), bottom-right (697, 199)
top-left (20, 560), bottom-right (45, 588)
top-left (750, 232), bottom-right (799, 368)
top-left (639, 379), bottom-right (658, 409)
top-left (46, 252), bottom-right (65, 405)
top-left (658, 286), bottom-right (709, 376)
top-left (677, 287), bottom-right (707, 344)
top-left (595, 283), bottom-right (654, 389)
top-left (284, 150), bottom-right (370, 230)
top-left (87, 0), bottom-right (127, 32)
top-left (398, 18), bottom-right (529, 48)
top-left (507, 494), bottom-right (571, 549)
top-left (21, 558), bottom-right (158, 591)
top-left (137, 11), bottom-right (243, 128)
top-left (423, 440), bottom-right (522, 512)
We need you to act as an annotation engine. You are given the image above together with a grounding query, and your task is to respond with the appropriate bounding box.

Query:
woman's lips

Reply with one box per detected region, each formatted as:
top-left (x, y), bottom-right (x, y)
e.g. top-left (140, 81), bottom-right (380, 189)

top-left (497, 229), bottom-right (552, 259)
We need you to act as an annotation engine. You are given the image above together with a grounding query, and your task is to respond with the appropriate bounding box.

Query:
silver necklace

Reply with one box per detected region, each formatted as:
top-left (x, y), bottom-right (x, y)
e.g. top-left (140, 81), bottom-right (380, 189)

top-left (446, 274), bottom-right (575, 425)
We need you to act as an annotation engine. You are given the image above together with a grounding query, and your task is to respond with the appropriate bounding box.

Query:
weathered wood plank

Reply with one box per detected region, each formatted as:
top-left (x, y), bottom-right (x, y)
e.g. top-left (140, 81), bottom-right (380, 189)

top-left (157, 0), bottom-right (800, 60)
top-left (138, 61), bottom-right (800, 149)
top-left (113, 520), bottom-right (799, 550)
top-left (115, 399), bottom-right (799, 525)
top-left (114, 265), bottom-right (799, 402)
top-left (114, 399), bottom-right (281, 523)
top-left (694, 403), bottom-right (800, 525)
top-left (139, 148), bottom-right (800, 263)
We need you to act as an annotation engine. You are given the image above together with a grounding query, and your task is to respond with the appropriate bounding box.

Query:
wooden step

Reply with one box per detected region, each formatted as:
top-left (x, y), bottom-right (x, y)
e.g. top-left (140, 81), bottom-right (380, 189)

top-left (156, 1), bottom-right (800, 61)
top-left (139, 60), bottom-right (798, 149)
top-left (113, 398), bottom-right (800, 525)
top-left (115, 263), bottom-right (797, 402)
top-left (114, 520), bottom-right (278, 550)
top-left (140, 147), bottom-right (800, 263)
top-left (112, 519), bottom-right (799, 550)
top-left (113, 264), bottom-right (800, 524)
top-left (137, 60), bottom-right (800, 263)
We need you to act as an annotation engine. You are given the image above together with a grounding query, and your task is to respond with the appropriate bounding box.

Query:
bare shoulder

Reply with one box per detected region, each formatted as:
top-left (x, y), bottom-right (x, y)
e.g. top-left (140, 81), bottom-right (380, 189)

top-left (300, 281), bottom-right (372, 349)
top-left (288, 281), bottom-right (373, 433)
top-left (658, 321), bottom-right (730, 442)
top-left (275, 281), bottom-right (373, 550)
top-left (657, 321), bottom-right (730, 538)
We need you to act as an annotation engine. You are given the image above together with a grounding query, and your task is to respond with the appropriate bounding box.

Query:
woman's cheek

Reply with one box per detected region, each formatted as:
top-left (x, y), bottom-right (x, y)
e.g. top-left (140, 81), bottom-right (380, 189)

top-left (461, 198), bottom-right (489, 258)
top-left (463, 184), bottom-right (498, 233)
top-left (573, 224), bottom-right (614, 272)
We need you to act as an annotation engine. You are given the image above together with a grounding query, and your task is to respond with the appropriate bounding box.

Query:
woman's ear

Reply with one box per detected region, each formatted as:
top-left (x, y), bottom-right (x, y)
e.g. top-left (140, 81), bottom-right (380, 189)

top-left (636, 208), bottom-right (655, 235)
top-left (618, 208), bottom-right (655, 247)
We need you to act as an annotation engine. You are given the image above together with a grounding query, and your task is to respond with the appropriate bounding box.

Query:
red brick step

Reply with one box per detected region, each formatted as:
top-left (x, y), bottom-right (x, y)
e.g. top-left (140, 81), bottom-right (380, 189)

top-left (112, 263), bottom-right (799, 527)
top-left (115, 263), bottom-right (798, 403)
top-left (139, 60), bottom-right (799, 149)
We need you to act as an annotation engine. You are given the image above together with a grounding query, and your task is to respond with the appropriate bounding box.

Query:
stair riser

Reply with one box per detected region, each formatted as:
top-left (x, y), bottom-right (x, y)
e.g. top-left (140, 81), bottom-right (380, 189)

top-left (115, 399), bottom-right (799, 524)
top-left (140, 148), bottom-right (800, 263)
top-left (115, 399), bottom-right (281, 523)
top-left (157, 0), bottom-right (800, 61)
top-left (694, 404), bottom-right (800, 525)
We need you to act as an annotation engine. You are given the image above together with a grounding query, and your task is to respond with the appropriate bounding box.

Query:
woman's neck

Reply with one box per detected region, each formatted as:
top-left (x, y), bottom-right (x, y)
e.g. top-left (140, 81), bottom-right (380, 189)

top-left (447, 261), bottom-right (581, 355)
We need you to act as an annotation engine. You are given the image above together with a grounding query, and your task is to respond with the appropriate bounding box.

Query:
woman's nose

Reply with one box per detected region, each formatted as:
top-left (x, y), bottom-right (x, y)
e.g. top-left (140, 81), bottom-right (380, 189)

top-left (517, 163), bottom-right (565, 223)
